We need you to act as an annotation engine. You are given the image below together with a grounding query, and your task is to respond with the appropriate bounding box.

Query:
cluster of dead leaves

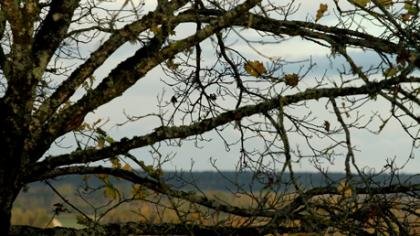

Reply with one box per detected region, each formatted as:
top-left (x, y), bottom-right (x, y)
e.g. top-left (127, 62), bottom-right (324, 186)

top-left (244, 60), bottom-right (300, 87)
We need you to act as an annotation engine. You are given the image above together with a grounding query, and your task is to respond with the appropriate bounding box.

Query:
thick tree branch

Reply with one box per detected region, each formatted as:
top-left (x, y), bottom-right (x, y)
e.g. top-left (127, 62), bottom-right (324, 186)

top-left (240, 13), bottom-right (400, 53)
top-left (32, 0), bottom-right (189, 127)
top-left (30, 3), bottom-right (403, 163)
top-left (0, 1), bottom-right (39, 158)
top-left (1, 0), bottom-right (23, 37)
top-left (0, 8), bottom-right (9, 79)
top-left (0, 1), bottom-right (418, 235)
top-left (29, 76), bottom-right (417, 174)
top-left (180, 10), bottom-right (400, 54)
top-left (32, 0), bottom-right (261, 161)
top-left (26, 166), bottom-right (275, 218)
top-left (32, 0), bottom-right (80, 74)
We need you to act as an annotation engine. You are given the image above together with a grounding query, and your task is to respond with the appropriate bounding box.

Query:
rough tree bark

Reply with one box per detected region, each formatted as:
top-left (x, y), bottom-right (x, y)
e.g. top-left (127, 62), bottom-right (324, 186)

top-left (0, 0), bottom-right (419, 235)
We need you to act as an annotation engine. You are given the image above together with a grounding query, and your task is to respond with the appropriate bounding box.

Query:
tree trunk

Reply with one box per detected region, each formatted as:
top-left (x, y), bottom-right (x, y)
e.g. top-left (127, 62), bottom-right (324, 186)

top-left (0, 102), bottom-right (26, 235)
top-left (0, 138), bottom-right (23, 235)
top-left (0, 198), bottom-right (15, 236)
top-left (0, 178), bottom-right (20, 236)
top-left (0, 150), bottom-right (21, 235)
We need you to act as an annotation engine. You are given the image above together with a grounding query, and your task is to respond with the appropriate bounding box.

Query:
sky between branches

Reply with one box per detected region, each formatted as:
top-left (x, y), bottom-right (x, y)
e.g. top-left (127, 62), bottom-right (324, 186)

top-left (44, 0), bottom-right (419, 173)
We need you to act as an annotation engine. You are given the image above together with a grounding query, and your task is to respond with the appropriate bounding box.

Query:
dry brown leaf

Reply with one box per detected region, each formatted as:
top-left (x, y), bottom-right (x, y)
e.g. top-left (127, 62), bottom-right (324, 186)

top-left (324, 120), bottom-right (330, 132)
top-left (284, 73), bottom-right (299, 87)
top-left (315, 3), bottom-right (328, 21)
top-left (244, 60), bottom-right (266, 77)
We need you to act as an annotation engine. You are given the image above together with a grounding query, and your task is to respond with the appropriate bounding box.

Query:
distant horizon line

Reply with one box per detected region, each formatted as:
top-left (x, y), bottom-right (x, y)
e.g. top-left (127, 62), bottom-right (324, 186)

top-left (127, 169), bottom-right (420, 175)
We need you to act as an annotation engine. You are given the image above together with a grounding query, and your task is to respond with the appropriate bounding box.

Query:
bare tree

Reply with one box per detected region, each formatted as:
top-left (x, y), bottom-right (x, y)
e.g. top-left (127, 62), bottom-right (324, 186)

top-left (0, 0), bottom-right (419, 235)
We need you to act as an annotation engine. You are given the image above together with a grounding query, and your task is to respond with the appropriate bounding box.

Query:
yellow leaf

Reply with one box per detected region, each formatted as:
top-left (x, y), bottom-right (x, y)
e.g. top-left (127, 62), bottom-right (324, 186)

top-left (409, 53), bottom-right (417, 63)
top-left (383, 67), bottom-right (398, 77)
top-left (144, 165), bottom-right (154, 173)
top-left (76, 215), bottom-right (93, 226)
top-left (97, 137), bottom-right (105, 149)
top-left (330, 195), bottom-right (339, 205)
top-left (104, 184), bottom-right (119, 200)
top-left (403, 1), bottom-right (419, 14)
top-left (131, 184), bottom-right (147, 199)
top-left (352, 0), bottom-right (371, 7)
top-left (105, 136), bottom-right (114, 144)
top-left (377, 0), bottom-right (393, 7)
top-left (244, 60), bottom-right (266, 77)
top-left (315, 4), bottom-right (328, 21)
top-left (150, 24), bottom-right (161, 34)
top-left (166, 58), bottom-right (178, 70)
top-left (122, 163), bottom-right (132, 172)
top-left (404, 1), bottom-right (413, 10)
top-left (283, 73), bottom-right (299, 87)
top-left (337, 180), bottom-right (352, 198)
top-left (111, 157), bottom-right (121, 169)
top-left (152, 168), bottom-right (163, 178)
top-left (96, 174), bottom-right (110, 183)
top-left (189, 212), bottom-right (201, 222)
top-left (247, 14), bottom-right (254, 28)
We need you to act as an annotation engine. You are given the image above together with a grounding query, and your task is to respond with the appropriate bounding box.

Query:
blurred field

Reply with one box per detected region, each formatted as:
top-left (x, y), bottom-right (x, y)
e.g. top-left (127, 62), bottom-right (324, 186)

top-left (12, 189), bottom-right (278, 227)
top-left (11, 174), bottom-right (420, 234)
top-left (12, 189), bottom-right (420, 235)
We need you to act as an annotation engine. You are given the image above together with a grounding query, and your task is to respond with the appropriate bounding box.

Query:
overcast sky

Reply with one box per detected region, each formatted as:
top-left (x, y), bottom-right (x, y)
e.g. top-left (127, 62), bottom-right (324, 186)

top-left (46, 0), bottom-right (419, 174)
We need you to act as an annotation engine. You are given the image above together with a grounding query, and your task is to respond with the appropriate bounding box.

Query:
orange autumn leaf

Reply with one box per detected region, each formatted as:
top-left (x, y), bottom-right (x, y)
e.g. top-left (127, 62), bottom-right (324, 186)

top-left (122, 163), bottom-right (132, 172)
